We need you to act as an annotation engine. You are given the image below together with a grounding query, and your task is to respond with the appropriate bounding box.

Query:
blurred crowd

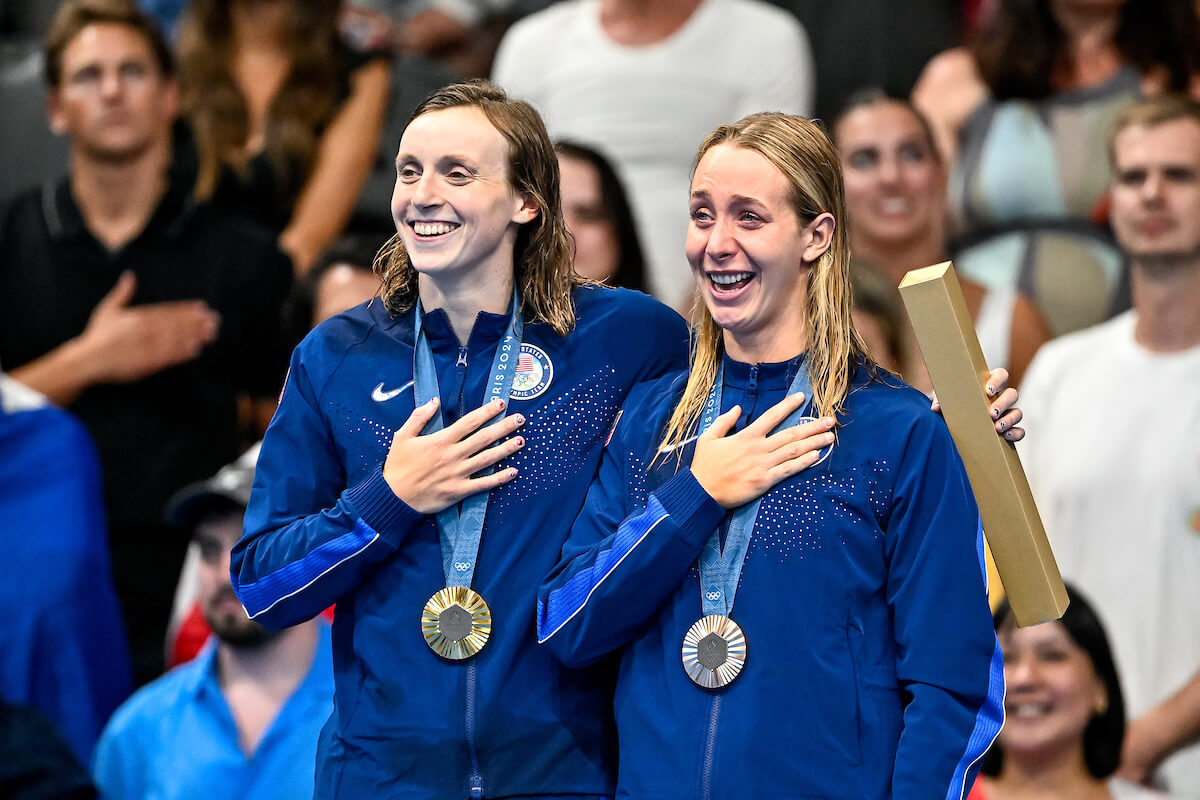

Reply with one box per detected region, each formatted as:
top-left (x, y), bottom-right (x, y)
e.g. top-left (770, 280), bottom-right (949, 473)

top-left (0, 0), bottom-right (1198, 798)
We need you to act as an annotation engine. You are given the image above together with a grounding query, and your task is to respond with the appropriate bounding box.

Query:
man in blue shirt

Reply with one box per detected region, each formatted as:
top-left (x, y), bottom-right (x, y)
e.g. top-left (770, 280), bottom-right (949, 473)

top-left (92, 448), bottom-right (333, 800)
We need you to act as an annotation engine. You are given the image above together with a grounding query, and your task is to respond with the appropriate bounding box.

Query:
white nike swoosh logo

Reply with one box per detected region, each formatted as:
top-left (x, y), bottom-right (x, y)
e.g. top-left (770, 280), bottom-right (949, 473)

top-left (658, 434), bottom-right (700, 454)
top-left (372, 380), bottom-right (413, 402)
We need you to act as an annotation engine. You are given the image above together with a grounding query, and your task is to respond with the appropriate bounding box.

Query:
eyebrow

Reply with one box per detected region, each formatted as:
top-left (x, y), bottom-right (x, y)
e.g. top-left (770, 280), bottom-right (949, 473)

top-left (1117, 161), bottom-right (1198, 175)
top-left (395, 153), bottom-right (478, 166)
top-left (689, 190), bottom-right (766, 206)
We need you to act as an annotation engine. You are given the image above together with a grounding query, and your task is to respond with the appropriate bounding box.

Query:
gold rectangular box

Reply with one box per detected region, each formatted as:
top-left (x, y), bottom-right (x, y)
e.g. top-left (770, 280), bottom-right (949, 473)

top-left (898, 262), bottom-right (1068, 626)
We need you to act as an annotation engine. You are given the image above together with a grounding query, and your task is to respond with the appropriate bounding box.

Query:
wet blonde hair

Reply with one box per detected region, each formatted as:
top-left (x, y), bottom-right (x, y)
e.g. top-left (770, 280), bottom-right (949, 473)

top-left (660, 113), bottom-right (873, 455)
top-left (375, 80), bottom-right (580, 335)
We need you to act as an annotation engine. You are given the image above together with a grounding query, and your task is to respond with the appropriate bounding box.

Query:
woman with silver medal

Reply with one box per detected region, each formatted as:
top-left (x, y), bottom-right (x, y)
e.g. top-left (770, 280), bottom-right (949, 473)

top-left (538, 113), bottom-right (1019, 799)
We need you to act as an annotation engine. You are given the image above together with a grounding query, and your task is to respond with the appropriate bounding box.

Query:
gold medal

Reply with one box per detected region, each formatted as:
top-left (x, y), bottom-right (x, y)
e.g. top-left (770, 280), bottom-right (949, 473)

top-left (681, 614), bottom-right (747, 689)
top-left (422, 586), bottom-right (492, 660)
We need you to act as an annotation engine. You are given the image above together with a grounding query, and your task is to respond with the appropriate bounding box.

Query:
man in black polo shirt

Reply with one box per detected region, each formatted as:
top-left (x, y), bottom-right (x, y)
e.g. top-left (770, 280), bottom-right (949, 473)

top-left (0, 0), bottom-right (292, 684)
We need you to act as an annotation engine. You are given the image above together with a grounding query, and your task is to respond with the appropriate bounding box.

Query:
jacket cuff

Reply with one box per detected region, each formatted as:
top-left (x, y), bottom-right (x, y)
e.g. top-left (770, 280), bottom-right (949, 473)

top-left (653, 469), bottom-right (725, 548)
top-left (345, 466), bottom-right (425, 544)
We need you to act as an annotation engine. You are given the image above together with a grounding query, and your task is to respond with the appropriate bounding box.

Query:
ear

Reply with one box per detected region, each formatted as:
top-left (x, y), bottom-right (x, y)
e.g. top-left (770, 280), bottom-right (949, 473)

top-left (47, 90), bottom-right (68, 136)
top-left (512, 192), bottom-right (540, 225)
top-left (801, 212), bottom-right (836, 264)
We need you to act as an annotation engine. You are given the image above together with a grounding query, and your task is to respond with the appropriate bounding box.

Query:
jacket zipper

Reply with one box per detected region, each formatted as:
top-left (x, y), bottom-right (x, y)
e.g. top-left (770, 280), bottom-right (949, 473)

top-left (455, 347), bottom-right (469, 416)
top-left (458, 345), bottom-right (482, 796)
top-left (700, 695), bottom-right (721, 800)
top-left (458, 343), bottom-right (483, 797)
top-left (467, 662), bottom-right (483, 798)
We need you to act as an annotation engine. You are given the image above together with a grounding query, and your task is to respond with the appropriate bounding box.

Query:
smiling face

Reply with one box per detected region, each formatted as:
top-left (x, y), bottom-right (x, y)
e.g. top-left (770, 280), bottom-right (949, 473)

top-left (997, 619), bottom-right (1108, 763)
top-left (392, 106), bottom-right (537, 291)
top-left (1109, 118), bottom-right (1200, 271)
top-left (48, 22), bottom-right (177, 163)
top-left (686, 144), bottom-right (833, 362)
top-left (835, 101), bottom-right (944, 250)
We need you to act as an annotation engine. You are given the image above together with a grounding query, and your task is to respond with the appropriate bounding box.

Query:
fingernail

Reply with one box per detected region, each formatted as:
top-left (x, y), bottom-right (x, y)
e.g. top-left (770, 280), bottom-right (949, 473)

top-left (497, 399), bottom-right (505, 409)
top-left (428, 397), bottom-right (439, 408)
top-left (516, 437), bottom-right (525, 446)
top-left (996, 421), bottom-right (1006, 432)
top-left (987, 385), bottom-right (997, 396)
top-left (991, 408), bottom-right (1000, 419)
top-left (515, 414), bottom-right (525, 425)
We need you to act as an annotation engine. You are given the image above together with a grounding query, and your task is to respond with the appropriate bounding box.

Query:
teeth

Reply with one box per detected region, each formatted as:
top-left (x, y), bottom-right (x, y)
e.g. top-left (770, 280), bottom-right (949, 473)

top-left (1009, 704), bottom-right (1048, 717)
top-left (413, 222), bottom-right (456, 236)
top-left (711, 272), bottom-right (753, 286)
top-left (880, 198), bottom-right (909, 214)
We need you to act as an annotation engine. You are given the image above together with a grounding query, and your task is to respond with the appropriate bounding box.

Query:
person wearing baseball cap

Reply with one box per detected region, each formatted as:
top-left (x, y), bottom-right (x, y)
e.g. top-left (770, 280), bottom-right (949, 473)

top-left (91, 445), bottom-right (333, 800)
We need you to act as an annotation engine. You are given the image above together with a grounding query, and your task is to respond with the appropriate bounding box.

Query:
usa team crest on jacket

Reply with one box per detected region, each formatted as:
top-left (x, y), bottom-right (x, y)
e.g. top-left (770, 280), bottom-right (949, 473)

top-left (511, 343), bottom-right (553, 400)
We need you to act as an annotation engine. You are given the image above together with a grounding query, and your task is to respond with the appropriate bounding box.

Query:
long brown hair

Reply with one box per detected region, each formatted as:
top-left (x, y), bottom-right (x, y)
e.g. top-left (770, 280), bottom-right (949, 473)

top-left (376, 80), bottom-right (579, 335)
top-left (971, 0), bottom-right (1199, 101)
top-left (178, 0), bottom-right (343, 200)
top-left (660, 113), bottom-right (873, 455)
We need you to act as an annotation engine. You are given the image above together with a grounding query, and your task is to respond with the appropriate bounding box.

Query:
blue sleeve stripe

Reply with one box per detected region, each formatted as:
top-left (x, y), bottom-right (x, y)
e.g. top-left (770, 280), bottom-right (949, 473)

top-left (237, 519), bottom-right (380, 619)
top-left (945, 516), bottom-right (1006, 800)
top-left (537, 497), bottom-right (669, 644)
top-left (975, 516), bottom-right (989, 593)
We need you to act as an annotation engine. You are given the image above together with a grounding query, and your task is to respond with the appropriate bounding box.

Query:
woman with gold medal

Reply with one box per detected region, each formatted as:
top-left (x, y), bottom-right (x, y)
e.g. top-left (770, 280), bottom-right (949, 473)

top-left (230, 81), bottom-right (692, 799)
top-left (538, 112), bottom-right (1012, 799)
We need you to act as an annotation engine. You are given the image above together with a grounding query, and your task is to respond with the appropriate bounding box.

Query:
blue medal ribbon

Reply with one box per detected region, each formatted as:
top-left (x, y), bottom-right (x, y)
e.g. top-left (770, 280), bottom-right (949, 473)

top-left (696, 357), bottom-right (814, 617)
top-left (412, 291), bottom-right (522, 588)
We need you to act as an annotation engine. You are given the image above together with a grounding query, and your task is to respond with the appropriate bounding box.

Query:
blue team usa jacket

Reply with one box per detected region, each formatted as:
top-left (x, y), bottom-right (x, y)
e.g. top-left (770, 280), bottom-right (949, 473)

top-left (231, 285), bottom-right (688, 799)
top-left (538, 356), bottom-right (1004, 800)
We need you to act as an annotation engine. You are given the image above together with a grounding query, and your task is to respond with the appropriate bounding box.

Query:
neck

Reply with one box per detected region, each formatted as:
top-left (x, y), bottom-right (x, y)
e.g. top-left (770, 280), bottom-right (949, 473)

top-left (216, 619), bottom-right (318, 697)
top-left (722, 324), bottom-right (808, 365)
top-left (1131, 259), bottom-right (1200, 352)
top-left (231, 0), bottom-right (290, 50)
top-left (70, 138), bottom-right (170, 251)
top-left (853, 231), bottom-right (946, 283)
top-left (1052, 1), bottom-right (1121, 86)
top-left (991, 745), bottom-right (1106, 800)
top-left (599, 0), bottom-right (702, 45)
top-left (419, 267), bottom-right (516, 344)
top-left (1053, 1), bottom-right (1121, 47)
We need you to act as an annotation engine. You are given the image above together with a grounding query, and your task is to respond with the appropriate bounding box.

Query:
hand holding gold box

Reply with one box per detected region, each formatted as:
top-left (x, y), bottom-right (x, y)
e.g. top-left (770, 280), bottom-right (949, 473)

top-left (898, 262), bottom-right (1068, 626)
